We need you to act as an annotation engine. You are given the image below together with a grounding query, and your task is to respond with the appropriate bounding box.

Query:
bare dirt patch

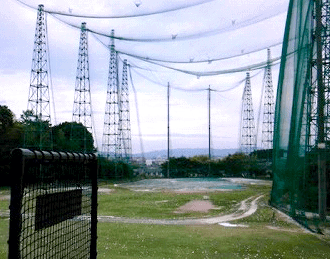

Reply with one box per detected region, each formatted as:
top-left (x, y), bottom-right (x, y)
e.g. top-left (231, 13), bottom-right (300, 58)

top-left (174, 200), bottom-right (216, 213)
top-left (98, 188), bottom-right (114, 194)
top-left (0, 195), bottom-right (10, 200)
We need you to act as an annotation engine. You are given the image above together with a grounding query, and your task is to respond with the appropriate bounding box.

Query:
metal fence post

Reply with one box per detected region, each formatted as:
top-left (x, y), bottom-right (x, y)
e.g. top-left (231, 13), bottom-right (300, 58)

top-left (8, 149), bottom-right (24, 259)
top-left (90, 154), bottom-right (98, 259)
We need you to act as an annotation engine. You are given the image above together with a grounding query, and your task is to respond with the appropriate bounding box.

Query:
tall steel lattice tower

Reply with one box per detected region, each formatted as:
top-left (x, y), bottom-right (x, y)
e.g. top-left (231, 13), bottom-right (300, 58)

top-left (261, 49), bottom-right (275, 150)
top-left (102, 30), bottom-right (120, 159)
top-left (118, 59), bottom-right (132, 161)
top-left (71, 22), bottom-right (94, 152)
top-left (240, 72), bottom-right (257, 154)
top-left (301, 0), bottom-right (330, 222)
top-left (305, 0), bottom-right (330, 151)
top-left (25, 4), bottom-right (53, 150)
top-left (320, 1), bottom-right (330, 144)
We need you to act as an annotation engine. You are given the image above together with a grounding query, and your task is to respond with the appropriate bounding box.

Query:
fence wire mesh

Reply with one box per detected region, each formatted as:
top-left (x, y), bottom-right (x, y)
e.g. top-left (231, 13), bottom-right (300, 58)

top-left (271, 0), bottom-right (330, 233)
top-left (9, 149), bottom-right (97, 259)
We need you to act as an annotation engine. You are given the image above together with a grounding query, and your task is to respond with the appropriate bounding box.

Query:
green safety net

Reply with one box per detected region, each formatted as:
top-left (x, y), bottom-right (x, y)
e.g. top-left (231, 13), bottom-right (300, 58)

top-left (271, 0), bottom-right (330, 232)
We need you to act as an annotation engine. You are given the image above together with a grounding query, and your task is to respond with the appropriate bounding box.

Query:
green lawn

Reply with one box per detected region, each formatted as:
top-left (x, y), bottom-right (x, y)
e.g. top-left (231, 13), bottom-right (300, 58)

top-left (1, 217), bottom-right (330, 259)
top-left (97, 184), bottom-right (270, 219)
top-left (1, 183), bottom-right (330, 258)
top-left (0, 187), bottom-right (9, 211)
top-left (97, 223), bottom-right (330, 259)
top-left (0, 219), bottom-right (8, 259)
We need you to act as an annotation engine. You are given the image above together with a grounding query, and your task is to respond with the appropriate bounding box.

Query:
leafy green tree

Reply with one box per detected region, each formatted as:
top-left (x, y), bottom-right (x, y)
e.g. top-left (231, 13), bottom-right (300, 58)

top-left (0, 105), bottom-right (14, 134)
top-left (20, 109), bottom-right (34, 124)
top-left (190, 155), bottom-right (209, 163)
top-left (221, 152), bottom-right (249, 176)
top-left (52, 121), bottom-right (94, 152)
top-left (20, 109), bottom-right (53, 149)
top-left (161, 156), bottom-right (210, 178)
top-left (0, 106), bottom-right (24, 185)
top-left (98, 156), bottom-right (133, 180)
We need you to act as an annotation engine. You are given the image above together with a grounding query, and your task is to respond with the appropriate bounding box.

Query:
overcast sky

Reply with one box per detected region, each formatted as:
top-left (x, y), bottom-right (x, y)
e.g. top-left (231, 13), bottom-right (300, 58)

top-left (0, 0), bottom-right (289, 154)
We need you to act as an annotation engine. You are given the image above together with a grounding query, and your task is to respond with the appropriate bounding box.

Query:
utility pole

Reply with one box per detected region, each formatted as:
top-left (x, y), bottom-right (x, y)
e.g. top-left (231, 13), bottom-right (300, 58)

top-left (208, 85), bottom-right (211, 176)
top-left (71, 22), bottom-right (94, 152)
top-left (208, 86), bottom-right (211, 160)
top-left (26, 4), bottom-right (53, 150)
top-left (167, 82), bottom-right (170, 178)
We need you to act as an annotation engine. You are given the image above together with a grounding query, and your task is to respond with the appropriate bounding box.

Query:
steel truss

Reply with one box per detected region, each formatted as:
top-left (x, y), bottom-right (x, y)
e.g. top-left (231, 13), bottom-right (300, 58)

top-left (26, 4), bottom-right (53, 150)
top-left (240, 72), bottom-right (257, 154)
top-left (261, 49), bottom-right (275, 150)
top-left (71, 22), bottom-right (94, 152)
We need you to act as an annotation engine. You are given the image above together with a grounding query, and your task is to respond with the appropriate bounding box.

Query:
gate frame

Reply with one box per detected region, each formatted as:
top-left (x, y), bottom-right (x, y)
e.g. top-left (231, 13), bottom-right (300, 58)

top-left (8, 148), bottom-right (98, 259)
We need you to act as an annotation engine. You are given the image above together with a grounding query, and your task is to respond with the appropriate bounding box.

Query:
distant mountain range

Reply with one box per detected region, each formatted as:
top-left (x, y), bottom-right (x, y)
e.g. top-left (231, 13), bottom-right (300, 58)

top-left (132, 148), bottom-right (238, 159)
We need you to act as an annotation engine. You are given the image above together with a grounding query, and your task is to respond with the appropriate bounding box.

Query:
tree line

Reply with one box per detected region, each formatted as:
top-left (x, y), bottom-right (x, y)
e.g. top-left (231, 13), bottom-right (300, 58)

top-left (1, 105), bottom-right (271, 186)
top-left (161, 153), bottom-right (272, 179)
top-left (0, 105), bottom-right (94, 185)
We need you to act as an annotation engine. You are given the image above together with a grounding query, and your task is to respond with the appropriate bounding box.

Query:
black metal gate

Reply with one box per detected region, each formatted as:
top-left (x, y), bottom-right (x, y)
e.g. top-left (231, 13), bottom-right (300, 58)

top-left (8, 149), bottom-right (97, 258)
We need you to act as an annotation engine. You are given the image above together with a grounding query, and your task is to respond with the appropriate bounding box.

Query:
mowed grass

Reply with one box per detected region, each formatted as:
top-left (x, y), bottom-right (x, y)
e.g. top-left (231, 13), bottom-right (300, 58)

top-left (1, 217), bottom-right (330, 259)
top-left (97, 184), bottom-right (271, 219)
top-left (97, 223), bottom-right (330, 259)
top-left (0, 187), bottom-right (10, 211)
top-left (0, 200), bottom-right (8, 212)
top-left (96, 185), bottom-right (330, 258)
top-left (1, 183), bottom-right (330, 258)
top-left (0, 219), bottom-right (8, 259)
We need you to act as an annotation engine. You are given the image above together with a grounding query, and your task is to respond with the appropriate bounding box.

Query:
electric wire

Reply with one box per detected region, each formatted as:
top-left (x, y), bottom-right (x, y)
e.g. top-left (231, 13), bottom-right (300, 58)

top-left (129, 53), bottom-right (282, 77)
top-left (13, 0), bottom-right (288, 155)
top-left (48, 8), bottom-right (286, 43)
top-left (90, 96), bottom-right (99, 151)
top-left (119, 49), bottom-right (275, 92)
top-left (124, 58), bottom-right (161, 73)
top-left (117, 41), bottom-right (282, 63)
top-left (18, 1), bottom-right (284, 78)
top-left (130, 66), bottom-right (205, 91)
top-left (15, 0), bottom-right (215, 19)
top-left (45, 13), bottom-right (57, 125)
top-left (14, 0), bottom-right (288, 47)
top-left (126, 45), bottom-right (297, 78)
top-left (256, 66), bottom-right (267, 147)
top-left (129, 65), bottom-right (263, 93)
top-left (91, 32), bottom-right (283, 64)
top-left (128, 64), bottom-right (145, 159)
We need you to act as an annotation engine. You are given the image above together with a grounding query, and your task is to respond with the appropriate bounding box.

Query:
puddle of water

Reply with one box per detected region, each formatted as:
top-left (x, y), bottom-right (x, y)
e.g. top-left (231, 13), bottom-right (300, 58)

top-left (219, 222), bottom-right (249, 228)
top-left (118, 178), bottom-right (242, 191)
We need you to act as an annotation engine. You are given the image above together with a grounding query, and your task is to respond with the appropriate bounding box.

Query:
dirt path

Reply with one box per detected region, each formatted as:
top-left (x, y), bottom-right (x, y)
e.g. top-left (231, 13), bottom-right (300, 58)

top-left (0, 193), bottom-right (263, 225)
top-left (97, 195), bottom-right (263, 225)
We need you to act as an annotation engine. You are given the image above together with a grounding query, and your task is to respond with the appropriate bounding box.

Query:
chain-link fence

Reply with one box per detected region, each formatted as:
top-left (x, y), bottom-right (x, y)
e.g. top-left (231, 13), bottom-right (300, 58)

top-left (8, 148), bottom-right (97, 258)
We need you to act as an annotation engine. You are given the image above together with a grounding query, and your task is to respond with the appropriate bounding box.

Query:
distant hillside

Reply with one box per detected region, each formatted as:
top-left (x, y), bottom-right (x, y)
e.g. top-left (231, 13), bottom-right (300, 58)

top-left (132, 148), bottom-right (238, 159)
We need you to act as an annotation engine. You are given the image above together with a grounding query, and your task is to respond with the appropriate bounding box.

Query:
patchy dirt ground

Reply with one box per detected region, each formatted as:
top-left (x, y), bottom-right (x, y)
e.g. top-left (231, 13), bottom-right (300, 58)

top-left (0, 195), bottom-right (10, 201)
top-left (174, 200), bottom-right (217, 213)
top-left (98, 188), bottom-right (115, 194)
top-left (97, 195), bottom-right (263, 225)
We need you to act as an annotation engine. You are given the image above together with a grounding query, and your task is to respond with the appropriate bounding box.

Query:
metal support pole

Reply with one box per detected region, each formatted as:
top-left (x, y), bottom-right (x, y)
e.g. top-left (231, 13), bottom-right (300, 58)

top-left (90, 154), bottom-right (98, 258)
top-left (167, 82), bottom-right (170, 178)
top-left (316, 0), bottom-right (327, 222)
top-left (8, 150), bottom-right (24, 259)
top-left (208, 86), bottom-right (211, 176)
top-left (208, 86), bottom-right (211, 160)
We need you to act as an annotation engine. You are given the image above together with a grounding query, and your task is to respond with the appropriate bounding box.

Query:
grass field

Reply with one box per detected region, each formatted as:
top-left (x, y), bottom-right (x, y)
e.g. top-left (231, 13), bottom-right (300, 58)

top-left (97, 184), bottom-right (270, 219)
top-left (96, 223), bottom-right (330, 258)
top-left (1, 182), bottom-right (330, 258)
